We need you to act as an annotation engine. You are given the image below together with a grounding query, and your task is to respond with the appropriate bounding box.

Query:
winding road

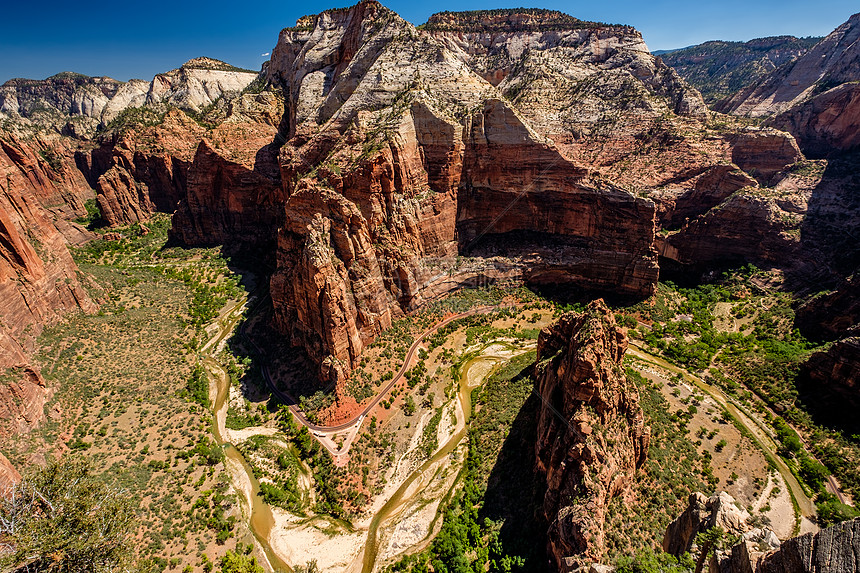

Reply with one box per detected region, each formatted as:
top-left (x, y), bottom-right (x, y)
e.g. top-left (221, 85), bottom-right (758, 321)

top-left (241, 303), bottom-right (501, 459)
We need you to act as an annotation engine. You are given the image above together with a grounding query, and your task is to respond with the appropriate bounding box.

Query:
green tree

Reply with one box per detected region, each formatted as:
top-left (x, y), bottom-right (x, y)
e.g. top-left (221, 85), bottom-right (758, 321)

top-left (0, 456), bottom-right (135, 573)
top-left (694, 526), bottom-right (728, 573)
top-left (219, 549), bottom-right (264, 573)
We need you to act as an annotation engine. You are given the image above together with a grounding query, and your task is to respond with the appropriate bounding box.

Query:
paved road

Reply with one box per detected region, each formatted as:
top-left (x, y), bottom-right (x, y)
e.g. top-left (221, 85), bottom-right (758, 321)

top-left (241, 303), bottom-right (500, 457)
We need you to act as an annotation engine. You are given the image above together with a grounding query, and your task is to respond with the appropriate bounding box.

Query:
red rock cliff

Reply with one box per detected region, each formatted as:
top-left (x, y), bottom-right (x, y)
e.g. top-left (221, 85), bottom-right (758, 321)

top-left (265, 3), bottom-right (659, 385)
top-left (0, 136), bottom-right (96, 441)
top-left (534, 300), bottom-right (649, 571)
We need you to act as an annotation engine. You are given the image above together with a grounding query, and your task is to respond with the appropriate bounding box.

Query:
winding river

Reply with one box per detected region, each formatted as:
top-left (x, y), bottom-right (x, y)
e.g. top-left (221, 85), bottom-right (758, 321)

top-left (361, 347), bottom-right (526, 573)
top-left (202, 291), bottom-right (528, 572)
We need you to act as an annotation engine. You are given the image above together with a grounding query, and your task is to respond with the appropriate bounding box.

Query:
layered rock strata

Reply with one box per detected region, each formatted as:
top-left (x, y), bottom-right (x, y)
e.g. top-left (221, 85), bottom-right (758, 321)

top-left (719, 13), bottom-right (860, 155)
top-left (802, 337), bottom-right (860, 415)
top-left (719, 14), bottom-right (860, 118)
top-left (749, 517), bottom-right (860, 573)
top-left (0, 58), bottom-right (259, 137)
top-left (257, 2), bottom-right (660, 384)
top-left (664, 491), bottom-right (780, 573)
top-left (0, 135), bottom-right (96, 441)
top-left (534, 300), bottom-right (649, 571)
top-left (657, 36), bottom-right (821, 105)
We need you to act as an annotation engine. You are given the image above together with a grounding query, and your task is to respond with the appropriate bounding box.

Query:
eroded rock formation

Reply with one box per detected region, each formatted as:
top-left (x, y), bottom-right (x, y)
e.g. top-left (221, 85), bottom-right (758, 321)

top-left (664, 491), bottom-right (780, 573)
top-left (0, 135), bottom-right (96, 441)
top-left (719, 13), bottom-right (860, 156)
top-left (657, 36), bottom-right (821, 105)
top-left (534, 300), bottom-right (649, 571)
top-left (750, 517), bottom-right (860, 573)
top-left (246, 2), bottom-right (664, 384)
top-left (802, 337), bottom-right (860, 417)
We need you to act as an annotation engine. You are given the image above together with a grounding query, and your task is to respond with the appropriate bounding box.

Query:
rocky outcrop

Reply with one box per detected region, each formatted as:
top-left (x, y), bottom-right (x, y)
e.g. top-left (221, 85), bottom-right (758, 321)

top-left (0, 134), bottom-right (95, 252)
top-left (260, 2), bottom-right (660, 385)
top-left (728, 128), bottom-right (803, 184)
top-left (802, 337), bottom-right (860, 411)
top-left (83, 109), bottom-right (206, 226)
top-left (658, 185), bottom-right (805, 269)
top-left (664, 492), bottom-right (781, 573)
top-left (0, 451), bottom-right (21, 493)
top-left (79, 89), bottom-right (284, 229)
top-left (649, 164), bottom-right (757, 229)
top-left (534, 300), bottom-right (649, 571)
top-left (0, 58), bottom-right (259, 136)
top-left (739, 517), bottom-right (860, 573)
top-left (770, 82), bottom-right (860, 157)
top-left (666, 499), bottom-right (860, 573)
top-left (664, 492), bottom-right (758, 556)
top-left (426, 8), bottom-right (708, 168)
top-left (796, 276), bottom-right (860, 341)
top-left (657, 36), bottom-right (821, 105)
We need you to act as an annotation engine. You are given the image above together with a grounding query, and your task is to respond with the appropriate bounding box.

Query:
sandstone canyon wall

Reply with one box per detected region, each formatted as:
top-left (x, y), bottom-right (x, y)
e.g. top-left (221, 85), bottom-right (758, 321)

top-left (0, 57), bottom-right (259, 137)
top-left (719, 13), bottom-right (860, 156)
top-left (229, 2), bottom-right (664, 384)
top-left (533, 300), bottom-right (649, 571)
top-left (0, 133), bottom-right (96, 442)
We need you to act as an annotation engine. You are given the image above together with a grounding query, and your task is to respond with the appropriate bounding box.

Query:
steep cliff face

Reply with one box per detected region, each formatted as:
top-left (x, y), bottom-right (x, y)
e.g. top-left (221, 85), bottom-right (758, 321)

top-left (425, 7), bottom-right (709, 178)
top-left (170, 107), bottom-right (285, 247)
top-left (0, 58), bottom-right (259, 137)
top-left (740, 517), bottom-right (860, 573)
top-left (658, 182), bottom-right (806, 269)
top-left (796, 276), bottom-right (860, 341)
top-left (0, 136), bottom-right (96, 441)
top-left (719, 14), bottom-right (860, 118)
top-left (802, 337), bottom-right (860, 414)
top-left (81, 109), bottom-right (206, 226)
top-left (770, 82), bottom-right (860, 157)
top-left (426, 9), bottom-right (707, 135)
top-left (533, 300), bottom-right (649, 571)
top-left (262, 2), bottom-right (659, 384)
top-left (729, 127), bottom-right (803, 184)
top-left (657, 36), bottom-right (821, 105)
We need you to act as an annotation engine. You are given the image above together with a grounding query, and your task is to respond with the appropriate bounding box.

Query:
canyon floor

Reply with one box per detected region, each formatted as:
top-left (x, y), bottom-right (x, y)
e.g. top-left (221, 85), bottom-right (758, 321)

top-left (7, 212), bottom-right (856, 573)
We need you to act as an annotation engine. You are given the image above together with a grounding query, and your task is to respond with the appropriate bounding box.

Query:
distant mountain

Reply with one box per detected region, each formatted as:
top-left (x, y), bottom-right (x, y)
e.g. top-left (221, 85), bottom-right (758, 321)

top-left (719, 13), bottom-right (860, 156)
top-left (656, 36), bottom-right (821, 104)
top-left (0, 57), bottom-right (259, 136)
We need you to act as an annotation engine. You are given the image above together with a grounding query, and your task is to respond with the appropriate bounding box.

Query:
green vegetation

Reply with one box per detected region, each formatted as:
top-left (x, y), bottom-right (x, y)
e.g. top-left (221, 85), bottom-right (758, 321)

top-left (38, 148), bottom-right (63, 171)
top-left (74, 198), bottom-right (103, 227)
top-left (0, 457), bottom-right (136, 573)
top-left (186, 364), bottom-right (209, 407)
top-left (104, 105), bottom-right (169, 132)
top-left (628, 267), bottom-right (860, 523)
top-left (235, 431), bottom-right (304, 514)
top-left (181, 59), bottom-right (257, 74)
top-left (615, 549), bottom-right (695, 573)
top-left (420, 8), bottom-right (619, 32)
top-left (219, 546), bottom-right (264, 573)
top-left (8, 212), bottom-right (249, 569)
top-left (387, 351), bottom-right (544, 573)
top-left (604, 369), bottom-right (710, 557)
top-left (277, 410), bottom-right (344, 517)
top-left (657, 36), bottom-right (822, 104)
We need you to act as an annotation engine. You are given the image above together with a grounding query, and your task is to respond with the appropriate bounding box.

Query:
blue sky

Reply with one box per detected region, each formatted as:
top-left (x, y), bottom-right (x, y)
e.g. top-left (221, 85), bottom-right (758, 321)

top-left (1, 0), bottom-right (856, 83)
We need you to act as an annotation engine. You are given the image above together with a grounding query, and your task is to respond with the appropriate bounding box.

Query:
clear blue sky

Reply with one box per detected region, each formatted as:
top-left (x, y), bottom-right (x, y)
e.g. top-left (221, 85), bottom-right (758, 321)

top-left (1, 0), bottom-right (856, 83)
